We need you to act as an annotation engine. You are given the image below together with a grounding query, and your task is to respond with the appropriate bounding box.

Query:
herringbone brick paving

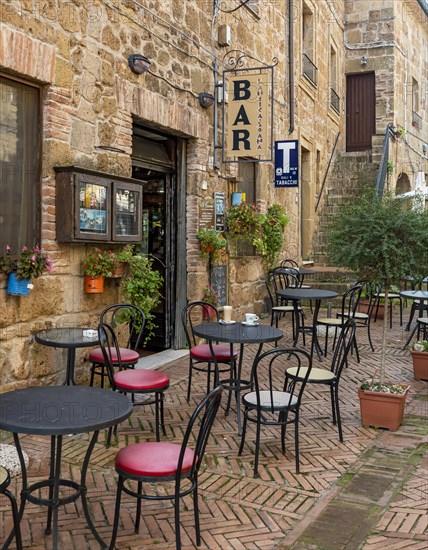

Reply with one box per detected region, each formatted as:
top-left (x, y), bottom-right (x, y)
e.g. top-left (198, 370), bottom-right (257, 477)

top-left (1, 305), bottom-right (427, 549)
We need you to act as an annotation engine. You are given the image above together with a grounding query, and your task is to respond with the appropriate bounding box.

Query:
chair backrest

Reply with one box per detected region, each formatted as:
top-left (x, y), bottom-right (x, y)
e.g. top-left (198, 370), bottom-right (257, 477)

top-left (98, 322), bottom-right (122, 388)
top-left (329, 319), bottom-right (357, 378)
top-left (178, 385), bottom-right (223, 478)
top-left (181, 301), bottom-right (220, 348)
top-left (268, 267), bottom-right (301, 305)
top-left (280, 259), bottom-right (299, 268)
top-left (251, 347), bottom-right (313, 414)
top-left (357, 281), bottom-right (380, 318)
top-left (100, 303), bottom-right (146, 351)
top-left (340, 284), bottom-right (363, 319)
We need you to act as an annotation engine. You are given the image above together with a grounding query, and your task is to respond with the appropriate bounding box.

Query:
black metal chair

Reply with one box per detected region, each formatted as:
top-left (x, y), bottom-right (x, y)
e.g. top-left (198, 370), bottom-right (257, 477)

top-left (238, 347), bottom-right (313, 476)
top-left (0, 466), bottom-right (22, 550)
top-left (181, 301), bottom-right (237, 402)
top-left (286, 319), bottom-right (357, 442)
top-left (99, 322), bottom-right (170, 444)
top-left (108, 386), bottom-right (223, 550)
top-left (374, 288), bottom-right (403, 328)
top-left (89, 304), bottom-right (145, 388)
top-left (279, 258), bottom-right (299, 268)
top-left (316, 283), bottom-right (362, 361)
top-left (266, 268), bottom-right (305, 343)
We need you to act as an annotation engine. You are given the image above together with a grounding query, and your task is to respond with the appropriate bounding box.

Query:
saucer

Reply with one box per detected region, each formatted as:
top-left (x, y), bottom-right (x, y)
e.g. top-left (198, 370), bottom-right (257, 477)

top-left (219, 319), bottom-right (236, 325)
top-left (242, 321), bottom-right (259, 327)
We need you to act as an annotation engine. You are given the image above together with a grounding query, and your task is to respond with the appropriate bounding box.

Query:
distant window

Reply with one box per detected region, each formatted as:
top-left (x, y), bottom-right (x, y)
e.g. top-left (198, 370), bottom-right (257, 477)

top-left (0, 76), bottom-right (41, 255)
top-left (302, 2), bottom-right (317, 85)
top-left (412, 77), bottom-right (419, 113)
top-left (329, 45), bottom-right (339, 112)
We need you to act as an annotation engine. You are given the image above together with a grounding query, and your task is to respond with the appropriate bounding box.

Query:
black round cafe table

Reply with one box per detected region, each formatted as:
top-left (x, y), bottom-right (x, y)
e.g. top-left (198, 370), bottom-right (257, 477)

top-left (276, 288), bottom-right (338, 360)
top-left (35, 327), bottom-right (99, 385)
top-left (193, 322), bottom-right (283, 435)
top-left (0, 386), bottom-right (132, 549)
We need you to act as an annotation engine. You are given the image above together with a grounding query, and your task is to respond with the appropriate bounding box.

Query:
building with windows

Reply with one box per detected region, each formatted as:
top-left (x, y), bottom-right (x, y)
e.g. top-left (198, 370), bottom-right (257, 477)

top-left (0, 0), bottom-right (427, 388)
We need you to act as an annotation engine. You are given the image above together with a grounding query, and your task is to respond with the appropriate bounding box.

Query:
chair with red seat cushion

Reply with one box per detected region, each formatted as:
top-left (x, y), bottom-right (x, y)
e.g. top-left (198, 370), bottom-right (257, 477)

top-left (181, 301), bottom-right (238, 401)
top-left (89, 304), bottom-right (145, 388)
top-left (99, 323), bottom-right (170, 445)
top-left (108, 386), bottom-right (222, 550)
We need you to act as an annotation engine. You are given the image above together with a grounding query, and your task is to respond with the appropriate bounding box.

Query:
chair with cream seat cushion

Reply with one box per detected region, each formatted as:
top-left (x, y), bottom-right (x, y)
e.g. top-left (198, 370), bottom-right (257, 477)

top-left (316, 283), bottom-right (362, 361)
top-left (286, 319), bottom-right (356, 442)
top-left (0, 466), bottom-right (22, 550)
top-left (374, 289), bottom-right (403, 328)
top-left (238, 347), bottom-right (313, 476)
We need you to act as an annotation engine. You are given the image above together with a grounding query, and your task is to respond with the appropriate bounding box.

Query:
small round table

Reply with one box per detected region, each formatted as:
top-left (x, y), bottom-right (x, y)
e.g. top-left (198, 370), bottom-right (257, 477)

top-left (276, 288), bottom-right (338, 360)
top-left (400, 290), bottom-right (428, 347)
top-left (35, 328), bottom-right (99, 385)
top-left (193, 322), bottom-right (283, 435)
top-left (0, 386), bottom-right (132, 549)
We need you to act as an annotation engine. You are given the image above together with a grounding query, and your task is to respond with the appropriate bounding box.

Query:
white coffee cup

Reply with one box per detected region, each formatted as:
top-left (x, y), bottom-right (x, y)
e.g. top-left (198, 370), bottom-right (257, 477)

top-left (223, 305), bottom-right (232, 322)
top-left (245, 313), bottom-right (259, 324)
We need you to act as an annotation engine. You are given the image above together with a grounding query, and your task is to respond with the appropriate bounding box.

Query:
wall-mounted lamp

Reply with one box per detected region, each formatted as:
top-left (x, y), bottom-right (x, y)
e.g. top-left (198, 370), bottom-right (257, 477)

top-left (360, 55), bottom-right (368, 65)
top-left (128, 54), bottom-right (151, 74)
top-left (198, 92), bottom-right (215, 109)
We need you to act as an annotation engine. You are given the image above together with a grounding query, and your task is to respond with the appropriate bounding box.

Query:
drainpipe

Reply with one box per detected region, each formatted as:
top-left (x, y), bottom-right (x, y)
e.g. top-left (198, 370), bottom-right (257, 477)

top-left (288, 0), bottom-right (295, 135)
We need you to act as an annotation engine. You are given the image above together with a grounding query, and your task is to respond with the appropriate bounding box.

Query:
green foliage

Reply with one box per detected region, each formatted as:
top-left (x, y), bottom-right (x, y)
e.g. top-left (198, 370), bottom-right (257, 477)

top-left (113, 244), bottom-right (135, 264)
top-left (225, 202), bottom-right (260, 239)
top-left (119, 254), bottom-right (163, 343)
top-left (386, 161), bottom-right (394, 175)
top-left (81, 248), bottom-right (115, 277)
top-left (195, 228), bottom-right (227, 266)
top-left (0, 244), bottom-right (54, 279)
top-left (413, 340), bottom-right (428, 352)
top-left (253, 204), bottom-right (289, 270)
top-left (327, 191), bottom-right (428, 385)
top-left (201, 285), bottom-right (218, 306)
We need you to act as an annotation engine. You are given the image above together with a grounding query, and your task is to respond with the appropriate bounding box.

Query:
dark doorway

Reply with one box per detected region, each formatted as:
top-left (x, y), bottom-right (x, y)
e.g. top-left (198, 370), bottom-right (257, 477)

top-left (132, 126), bottom-right (177, 351)
top-left (346, 72), bottom-right (376, 152)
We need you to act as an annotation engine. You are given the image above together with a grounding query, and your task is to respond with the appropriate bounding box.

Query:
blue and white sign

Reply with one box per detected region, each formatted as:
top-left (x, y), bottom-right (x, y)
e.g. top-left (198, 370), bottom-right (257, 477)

top-left (274, 140), bottom-right (299, 187)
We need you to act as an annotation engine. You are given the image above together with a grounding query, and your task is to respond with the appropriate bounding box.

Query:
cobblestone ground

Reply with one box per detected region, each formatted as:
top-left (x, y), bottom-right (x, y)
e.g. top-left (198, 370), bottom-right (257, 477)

top-left (1, 305), bottom-right (427, 549)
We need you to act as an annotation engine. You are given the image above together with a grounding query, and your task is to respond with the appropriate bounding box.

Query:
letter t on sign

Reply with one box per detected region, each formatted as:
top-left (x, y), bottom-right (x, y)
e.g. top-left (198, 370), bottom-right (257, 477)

top-left (277, 141), bottom-right (296, 172)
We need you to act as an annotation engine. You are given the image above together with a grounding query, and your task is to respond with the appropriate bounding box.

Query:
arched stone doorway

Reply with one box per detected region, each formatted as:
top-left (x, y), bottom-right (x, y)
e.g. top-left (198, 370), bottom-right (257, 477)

top-left (395, 173), bottom-right (411, 195)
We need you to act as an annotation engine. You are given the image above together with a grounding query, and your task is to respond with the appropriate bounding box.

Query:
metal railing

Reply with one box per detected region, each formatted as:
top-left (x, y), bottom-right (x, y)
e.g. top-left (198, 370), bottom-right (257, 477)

top-left (375, 123), bottom-right (396, 198)
top-left (412, 111), bottom-right (422, 129)
top-left (315, 131), bottom-right (340, 213)
top-left (330, 88), bottom-right (340, 113)
top-left (302, 54), bottom-right (318, 86)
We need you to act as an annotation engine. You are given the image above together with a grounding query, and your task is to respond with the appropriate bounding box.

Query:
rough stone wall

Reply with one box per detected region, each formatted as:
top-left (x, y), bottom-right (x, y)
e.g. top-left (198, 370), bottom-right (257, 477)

top-left (0, 0), bottom-right (394, 387)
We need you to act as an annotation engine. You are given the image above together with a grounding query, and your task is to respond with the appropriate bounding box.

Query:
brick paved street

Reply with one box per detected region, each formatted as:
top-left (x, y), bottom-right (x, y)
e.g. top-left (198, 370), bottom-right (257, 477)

top-left (1, 304), bottom-right (427, 549)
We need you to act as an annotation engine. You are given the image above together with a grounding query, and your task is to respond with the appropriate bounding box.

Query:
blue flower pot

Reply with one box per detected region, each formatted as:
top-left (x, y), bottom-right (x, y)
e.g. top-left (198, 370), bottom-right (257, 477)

top-left (7, 273), bottom-right (32, 296)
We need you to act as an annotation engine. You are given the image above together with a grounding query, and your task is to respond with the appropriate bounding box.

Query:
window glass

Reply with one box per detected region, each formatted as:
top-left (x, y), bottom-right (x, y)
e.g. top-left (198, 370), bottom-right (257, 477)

top-left (0, 76), bottom-right (40, 255)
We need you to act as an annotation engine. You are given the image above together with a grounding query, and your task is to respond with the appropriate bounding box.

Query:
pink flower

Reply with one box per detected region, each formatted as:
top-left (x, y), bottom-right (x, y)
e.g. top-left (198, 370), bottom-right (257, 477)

top-left (31, 255), bottom-right (36, 262)
top-left (22, 245), bottom-right (27, 251)
top-left (6, 245), bottom-right (10, 252)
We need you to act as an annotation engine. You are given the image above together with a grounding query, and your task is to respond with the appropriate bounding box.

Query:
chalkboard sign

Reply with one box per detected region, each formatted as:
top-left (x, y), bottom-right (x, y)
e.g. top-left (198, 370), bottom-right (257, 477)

top-left (211, 265), bottom-right (227, 306)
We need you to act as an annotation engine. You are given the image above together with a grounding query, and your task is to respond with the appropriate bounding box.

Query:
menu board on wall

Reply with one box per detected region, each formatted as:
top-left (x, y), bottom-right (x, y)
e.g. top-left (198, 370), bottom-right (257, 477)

top-left (199, 198), bottom-right (214, 229)
top-left (211, 265), bottom-right (227, 306)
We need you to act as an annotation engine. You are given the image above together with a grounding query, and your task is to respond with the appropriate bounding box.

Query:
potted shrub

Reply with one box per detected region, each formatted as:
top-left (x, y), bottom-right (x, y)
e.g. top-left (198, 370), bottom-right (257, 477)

top-left (327, 191), bottom-right (428, 430)
top-left (119, 253), bottom-right (163, 343)
top-left (81, 248), bottom-right (115, 293)
top-left (0, 244), bottom-right (54, 296)
top-left (195, 228), bottom-right (227, 266)
top-left (410, 340), bottom-right (428, 381)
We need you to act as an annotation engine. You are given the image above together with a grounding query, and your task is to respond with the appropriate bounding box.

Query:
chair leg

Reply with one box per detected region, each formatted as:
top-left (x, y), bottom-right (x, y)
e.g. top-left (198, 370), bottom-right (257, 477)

top-left (155, 393), bottom-right (160, 442)
top-left (294, 413), bottom-right (300, 474)
top-left (353, 335), bottom-right (360, 364)
top-left (108, 475), bottom-right (124, 550)
top-left (324, 326), bottom-right (329, 357)
top-left (399, 298), bottom-right (403, 326)
top-left (174, 483), bottom-right (182, 550)
top-left (330, 386), bottom-right (337, 425)
top-left (206, 362), bottom-right (211, 394)
top-left (106, 426), bottom-right (113, 448)
top-left (135, 481), bottom-right (142, 533)
top-left (280, 411), bottom-right (287, 453)
top-left (253, 413), bottom-right (262, 478)
top-left (334, 386), bottom-right (343, 443)
top-left (193, 479), bottom-right (201, 546)
top-left (3, 488), bottom-right (23, 550)
top-left (187, 360), bottom-right (193, 402)
top-left (367, 321), bottom-right (375, 352)
top-left (160, 391), bottom-right (166, 437)
top-left (89, 363), bottom-right (96, 387)
top-left (238, 409), bottom-right (248, 455)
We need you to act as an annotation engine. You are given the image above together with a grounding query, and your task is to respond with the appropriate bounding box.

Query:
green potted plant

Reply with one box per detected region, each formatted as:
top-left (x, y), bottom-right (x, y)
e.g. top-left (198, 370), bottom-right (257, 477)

top-left (252, 204), bottom-right (289, 270)
top-left (410, 340), bottom-right (428, 380)
top-left (110, 244), bottom-right (134, 278)
top-left (225, 202), bottom-right (260, 241)
top-left (195, 228), bottom-right (227, 266)
top-left (327, 191), bottom-right (428, 430)
top-left (81, 248), bottom-right (115, 293)
top-left (119, 253), bottom-right (163, 343)
top-left (0, 244), bottom-right (54, 296)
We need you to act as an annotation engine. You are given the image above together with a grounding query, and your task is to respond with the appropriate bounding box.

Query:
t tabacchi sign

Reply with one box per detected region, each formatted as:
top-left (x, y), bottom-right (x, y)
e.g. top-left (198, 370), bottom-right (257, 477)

top-left (222, 66), bottom-right (273, 163)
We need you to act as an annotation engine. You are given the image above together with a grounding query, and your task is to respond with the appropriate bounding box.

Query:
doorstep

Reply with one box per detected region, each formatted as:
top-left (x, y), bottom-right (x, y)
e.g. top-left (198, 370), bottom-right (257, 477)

top-left (136, 349), bottom-right (188, 370)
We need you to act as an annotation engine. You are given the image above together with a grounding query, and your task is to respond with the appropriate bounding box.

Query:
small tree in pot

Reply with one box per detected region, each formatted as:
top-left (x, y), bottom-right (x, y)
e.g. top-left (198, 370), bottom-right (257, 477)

top-left (327, 191), bottom-right (428, 429)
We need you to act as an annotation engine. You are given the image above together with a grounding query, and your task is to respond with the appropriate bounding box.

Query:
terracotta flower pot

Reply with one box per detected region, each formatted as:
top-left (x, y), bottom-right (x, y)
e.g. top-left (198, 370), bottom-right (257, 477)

top-left (358, 385), bottom-right (409, 431)
top-left (410, 350), bottom-right (428, 380)
top-left (84, 275), bottom-right (105, 293)
top-left (109, 262), bottom-right (127, 278)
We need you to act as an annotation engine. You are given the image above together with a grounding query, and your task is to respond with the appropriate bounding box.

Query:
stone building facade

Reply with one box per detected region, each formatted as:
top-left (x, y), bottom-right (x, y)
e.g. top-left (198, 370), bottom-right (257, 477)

top-left (0, 0), bottom-right (426, 389)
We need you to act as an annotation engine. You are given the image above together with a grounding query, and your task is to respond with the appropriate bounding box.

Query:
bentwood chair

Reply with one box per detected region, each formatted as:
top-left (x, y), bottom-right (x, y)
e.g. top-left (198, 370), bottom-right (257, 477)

top-left (286, 319), bottom-right (356, 442)
top-left (316, 283), bottom-right (362, 361)
top-left (89, 304), bottom-right (145, 388)
top-left (266, 268), bottom-right (305, 342)
top-left (181, 301), bottom-right (237, 401)
top-left (238, 348), bottom-right (313, 476)
top-left (280, 258), bottom-right (299, 268)
top-left (374, 288), bottom-right (403, 328)
top-left (0, 466), bottom-right (22, 550)
top-left (108, 386), bottom-right (223, 550)
top-left (99, 323), bottom-right (170, 444)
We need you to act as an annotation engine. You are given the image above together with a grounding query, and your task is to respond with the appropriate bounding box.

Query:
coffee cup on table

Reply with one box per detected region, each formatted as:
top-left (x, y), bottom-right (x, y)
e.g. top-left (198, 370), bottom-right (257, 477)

top-left (244, 313), bottom-right (259, 325)
top-left (223, 305), bottom-right (232, 322)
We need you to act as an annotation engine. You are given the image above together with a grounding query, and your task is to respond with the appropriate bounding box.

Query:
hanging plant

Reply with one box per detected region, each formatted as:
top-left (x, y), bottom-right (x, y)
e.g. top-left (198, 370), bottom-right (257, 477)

top-left (225, 202), bottom-right (260, 240)
top-left (252, 204), bottom-right (289, 270)
top-left (195, 228), bottom-right (227, 266)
